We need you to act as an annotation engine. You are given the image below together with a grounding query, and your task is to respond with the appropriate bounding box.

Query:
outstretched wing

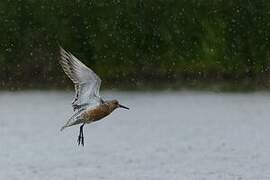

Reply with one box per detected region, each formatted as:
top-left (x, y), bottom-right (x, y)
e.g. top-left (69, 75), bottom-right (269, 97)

top-left (59, 46), bottom-right (102, 111)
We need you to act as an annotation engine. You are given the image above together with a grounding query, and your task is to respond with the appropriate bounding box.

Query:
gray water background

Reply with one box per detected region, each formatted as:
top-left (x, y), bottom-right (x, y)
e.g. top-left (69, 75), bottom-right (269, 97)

top-left (1, 91), bottom-right (270, 180)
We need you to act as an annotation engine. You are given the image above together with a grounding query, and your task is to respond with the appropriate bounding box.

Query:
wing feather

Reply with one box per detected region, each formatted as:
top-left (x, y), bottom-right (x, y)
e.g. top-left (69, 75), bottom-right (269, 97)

top-left (59, 46), bottom-right (102, 111)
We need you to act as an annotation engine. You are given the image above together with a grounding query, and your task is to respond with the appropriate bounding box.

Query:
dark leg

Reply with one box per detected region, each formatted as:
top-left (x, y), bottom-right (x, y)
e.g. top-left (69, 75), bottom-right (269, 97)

top-left (77, 123), bottom-right (85, 146)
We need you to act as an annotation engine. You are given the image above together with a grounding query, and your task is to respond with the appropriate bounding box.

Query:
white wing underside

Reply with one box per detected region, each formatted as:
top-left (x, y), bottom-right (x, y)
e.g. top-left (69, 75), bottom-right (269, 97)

top-left (59, 47), bottom-right (102, 111)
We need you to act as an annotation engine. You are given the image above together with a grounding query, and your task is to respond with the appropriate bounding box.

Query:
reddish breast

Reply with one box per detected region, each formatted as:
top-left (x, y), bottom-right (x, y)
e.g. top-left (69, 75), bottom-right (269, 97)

top-left (83, 104), bottom-right (110, 122)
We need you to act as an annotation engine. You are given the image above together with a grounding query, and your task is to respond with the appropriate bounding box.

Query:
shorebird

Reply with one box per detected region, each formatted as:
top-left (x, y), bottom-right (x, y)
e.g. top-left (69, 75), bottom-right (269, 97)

top-left (59, 46), bottom-right (129, 146)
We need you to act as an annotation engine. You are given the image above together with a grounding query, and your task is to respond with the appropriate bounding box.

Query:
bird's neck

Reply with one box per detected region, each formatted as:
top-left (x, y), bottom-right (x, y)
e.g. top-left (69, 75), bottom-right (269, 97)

top-left (104, 103), bottom-right (117, 113)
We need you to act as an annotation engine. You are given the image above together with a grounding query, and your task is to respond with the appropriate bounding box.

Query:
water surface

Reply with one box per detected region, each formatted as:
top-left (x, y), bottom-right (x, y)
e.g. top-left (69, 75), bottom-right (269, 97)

top-left (1, 91), bottom-right (270, 180)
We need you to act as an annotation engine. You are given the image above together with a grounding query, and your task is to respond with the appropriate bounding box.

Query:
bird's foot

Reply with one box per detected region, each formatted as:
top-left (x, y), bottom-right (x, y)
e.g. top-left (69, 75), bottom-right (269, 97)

top-left (77, 124), bottom-right (85, 146)
top-left (77, 134), bottom-right (84, 146)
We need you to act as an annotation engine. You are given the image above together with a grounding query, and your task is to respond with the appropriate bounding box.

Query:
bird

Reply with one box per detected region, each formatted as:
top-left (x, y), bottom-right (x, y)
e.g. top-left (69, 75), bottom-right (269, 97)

top-left (59, 46), bottom-right (129, 146)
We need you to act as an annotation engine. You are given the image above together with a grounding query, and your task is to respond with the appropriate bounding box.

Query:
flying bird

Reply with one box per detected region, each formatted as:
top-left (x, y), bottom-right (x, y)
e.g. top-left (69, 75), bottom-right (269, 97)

top-left (59, 46), bottom-right (129, 146)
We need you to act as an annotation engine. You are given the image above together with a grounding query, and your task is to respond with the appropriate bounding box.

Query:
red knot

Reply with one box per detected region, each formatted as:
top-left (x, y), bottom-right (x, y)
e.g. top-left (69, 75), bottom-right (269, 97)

top-left (59, 46), bottom-right (129, 146)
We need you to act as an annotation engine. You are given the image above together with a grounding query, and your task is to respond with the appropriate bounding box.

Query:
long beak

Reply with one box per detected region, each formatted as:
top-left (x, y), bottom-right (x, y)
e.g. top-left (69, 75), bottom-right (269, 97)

top-left (119, 104), bottom-right (129, 110)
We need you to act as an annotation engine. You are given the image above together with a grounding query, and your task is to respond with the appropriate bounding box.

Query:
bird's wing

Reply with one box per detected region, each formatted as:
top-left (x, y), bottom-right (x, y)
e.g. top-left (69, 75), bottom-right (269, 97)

top-left (59, 46), bottom-right (102, 111)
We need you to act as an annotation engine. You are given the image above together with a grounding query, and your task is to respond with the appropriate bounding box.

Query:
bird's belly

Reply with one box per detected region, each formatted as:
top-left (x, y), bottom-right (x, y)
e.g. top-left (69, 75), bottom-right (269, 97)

top-left (82, 107), bottom-right (110, 123)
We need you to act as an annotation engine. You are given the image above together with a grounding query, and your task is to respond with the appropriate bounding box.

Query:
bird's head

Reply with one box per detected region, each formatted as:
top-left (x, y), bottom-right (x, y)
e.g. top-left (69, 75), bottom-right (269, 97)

top-left (108, 99), bottom-right (129, 111)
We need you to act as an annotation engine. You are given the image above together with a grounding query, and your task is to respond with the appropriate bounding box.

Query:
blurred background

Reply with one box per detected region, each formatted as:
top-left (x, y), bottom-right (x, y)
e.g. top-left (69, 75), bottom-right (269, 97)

top-left (1, 0), bottom-right (270, 90)
top-left (2, 1), bottom-right (270, 180)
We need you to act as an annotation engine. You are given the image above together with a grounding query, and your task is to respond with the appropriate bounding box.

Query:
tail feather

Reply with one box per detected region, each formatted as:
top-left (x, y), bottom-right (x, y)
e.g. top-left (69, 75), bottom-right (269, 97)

top-left (60, 110), bottom-right (84, 131)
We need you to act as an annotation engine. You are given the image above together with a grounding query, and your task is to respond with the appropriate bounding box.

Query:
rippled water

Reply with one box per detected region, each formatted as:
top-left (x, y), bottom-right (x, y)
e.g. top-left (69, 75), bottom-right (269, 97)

top-left (1, 91), bottom-right (270, 180)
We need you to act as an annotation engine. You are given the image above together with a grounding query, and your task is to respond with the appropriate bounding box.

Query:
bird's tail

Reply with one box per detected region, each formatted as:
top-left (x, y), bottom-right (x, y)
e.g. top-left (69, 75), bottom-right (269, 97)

top-left (60, 110), bottom-right (84, 131)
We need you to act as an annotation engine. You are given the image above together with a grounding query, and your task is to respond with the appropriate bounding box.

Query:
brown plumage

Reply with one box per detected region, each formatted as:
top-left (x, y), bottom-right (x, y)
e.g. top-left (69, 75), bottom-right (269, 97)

top-left (59, 47), bottom-right (129, 146)
top-left (82, 100), bottom-right (121, 123)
